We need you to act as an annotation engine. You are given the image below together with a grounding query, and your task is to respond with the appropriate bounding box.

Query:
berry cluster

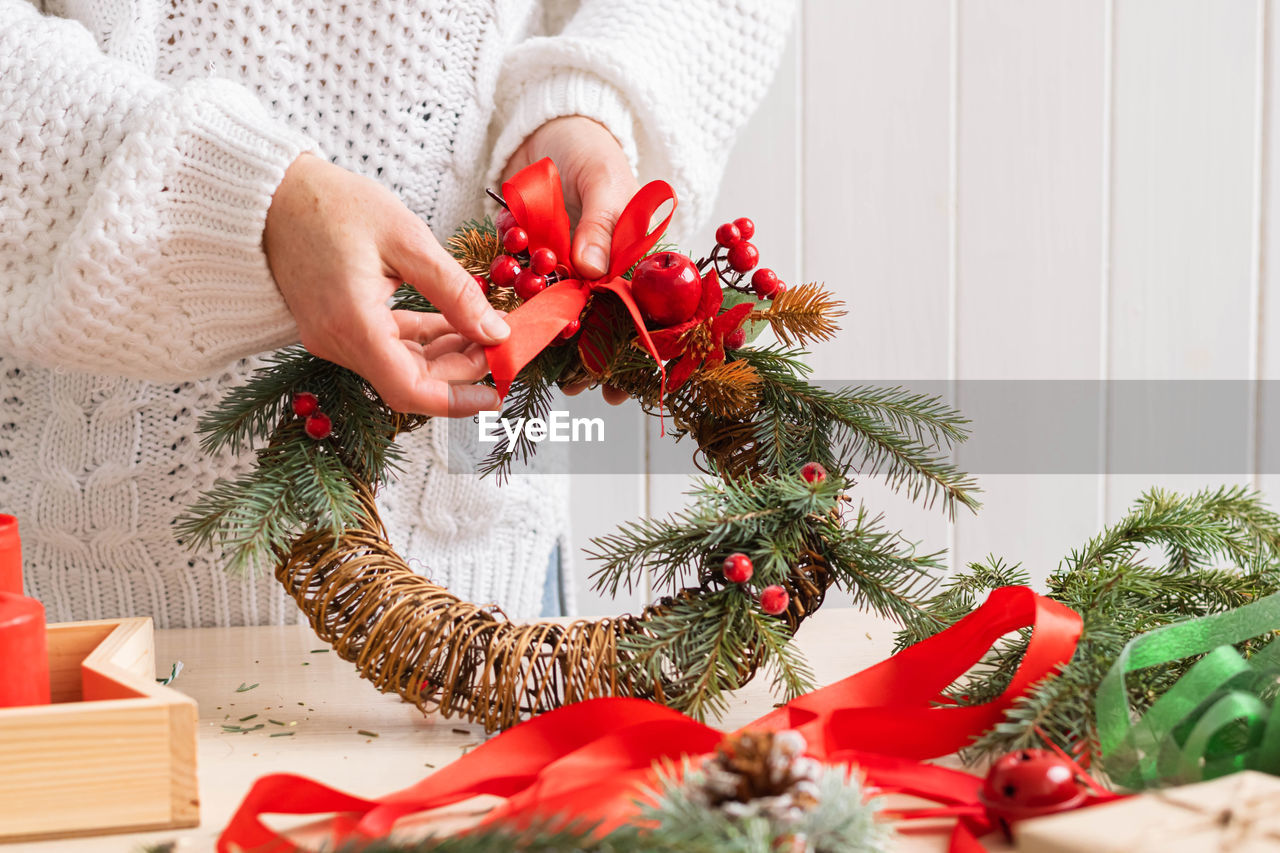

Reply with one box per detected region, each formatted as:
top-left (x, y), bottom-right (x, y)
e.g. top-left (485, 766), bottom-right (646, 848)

top-left (292, 392), bottom-right (332, 440)
top-left (481, 208), bottom-right (579, 340)
top-left (720, 551), bottom-right (791, 616)
top-left (716, 463), bottom-right (828, 615)
top-left (705, 217), bottom-right (787, 300)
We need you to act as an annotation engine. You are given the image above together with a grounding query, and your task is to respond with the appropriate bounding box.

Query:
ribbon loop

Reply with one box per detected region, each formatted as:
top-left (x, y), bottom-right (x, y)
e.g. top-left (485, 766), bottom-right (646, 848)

top-left (484, 159), bottom-right (675, 405)
top-left (219, 586), bottom-right (1083, 853)
top-left (1097, 588), bottom-right (1280, 790)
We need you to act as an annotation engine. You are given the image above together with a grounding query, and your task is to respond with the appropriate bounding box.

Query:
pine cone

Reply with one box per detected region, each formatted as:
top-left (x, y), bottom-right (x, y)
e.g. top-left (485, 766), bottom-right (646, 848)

top-left (689, 729), bottom-right (822, 824)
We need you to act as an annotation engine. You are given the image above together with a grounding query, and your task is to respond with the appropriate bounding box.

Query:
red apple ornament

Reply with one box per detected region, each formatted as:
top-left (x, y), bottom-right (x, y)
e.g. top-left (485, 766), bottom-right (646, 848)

top-left (630, 251), bottom-right (702, 328)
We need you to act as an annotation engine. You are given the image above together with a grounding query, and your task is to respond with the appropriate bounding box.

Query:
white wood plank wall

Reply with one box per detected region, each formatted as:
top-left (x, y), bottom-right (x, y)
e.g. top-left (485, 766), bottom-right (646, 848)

top-left (571, 0), bottom-right (1279, 614)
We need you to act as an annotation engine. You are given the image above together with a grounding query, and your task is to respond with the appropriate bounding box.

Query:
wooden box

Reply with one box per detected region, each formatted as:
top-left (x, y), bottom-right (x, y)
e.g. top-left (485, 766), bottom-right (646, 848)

top-left (0, 618), bottom-right (198, 842)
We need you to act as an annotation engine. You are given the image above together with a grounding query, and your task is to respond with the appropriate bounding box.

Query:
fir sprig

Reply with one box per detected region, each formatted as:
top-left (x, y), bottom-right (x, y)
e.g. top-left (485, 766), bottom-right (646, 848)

top-left (736, 346), bottom-right (980, 516)
top-left (896, 486), bottom-right (1280, 769)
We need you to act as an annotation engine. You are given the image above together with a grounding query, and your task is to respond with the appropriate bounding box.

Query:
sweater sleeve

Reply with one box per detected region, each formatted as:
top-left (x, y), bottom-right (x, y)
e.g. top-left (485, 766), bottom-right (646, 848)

top-left (486, 0), bottom-right (795, 241)
top-left (0, 1), bottom-right (316, 380)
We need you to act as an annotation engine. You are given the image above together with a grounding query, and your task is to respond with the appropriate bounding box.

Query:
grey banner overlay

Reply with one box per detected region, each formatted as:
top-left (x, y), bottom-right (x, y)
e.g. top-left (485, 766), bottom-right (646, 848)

top-left (444, 381), bottom-right (1280, 475)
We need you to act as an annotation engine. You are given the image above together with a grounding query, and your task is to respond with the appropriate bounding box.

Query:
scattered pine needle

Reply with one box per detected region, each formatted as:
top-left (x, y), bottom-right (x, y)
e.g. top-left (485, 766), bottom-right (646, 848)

top-left (358, 729), bottom-right (379, 738)
top-left (235, 682), bottom-right (259, 693)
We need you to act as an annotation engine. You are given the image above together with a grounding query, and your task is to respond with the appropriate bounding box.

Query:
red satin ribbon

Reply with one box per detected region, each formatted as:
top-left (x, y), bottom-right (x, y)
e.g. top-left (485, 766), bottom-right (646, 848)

top-left (483, 158), bottom-right (676, 405)
top-left (218, 586), bottom-right (1083, 853)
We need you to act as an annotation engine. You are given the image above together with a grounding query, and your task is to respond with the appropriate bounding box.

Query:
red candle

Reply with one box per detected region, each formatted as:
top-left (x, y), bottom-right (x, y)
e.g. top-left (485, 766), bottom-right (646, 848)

top-left (0, 514), bottom-right (20, 596)
top-left (0, 592), bottom-right (50, 707)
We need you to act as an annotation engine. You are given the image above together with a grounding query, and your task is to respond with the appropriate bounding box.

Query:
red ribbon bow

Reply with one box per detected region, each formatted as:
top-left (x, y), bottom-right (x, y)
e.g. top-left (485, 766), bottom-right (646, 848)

top-left (483, 158), bottom-right (676, 406)
top-left (219, 586), bottom-right (1087, 853)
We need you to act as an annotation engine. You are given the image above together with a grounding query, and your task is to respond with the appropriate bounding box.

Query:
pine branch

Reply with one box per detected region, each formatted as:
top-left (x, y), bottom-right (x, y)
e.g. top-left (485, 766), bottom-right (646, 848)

top-left (620, 590), bottom-right (753, 720)
top-left (196, 348), bottom-right (325, 456)
top-left (736, 346), bottom-right (980, 516)
top-left (822, 505), bottom-right (946, 624)
top-left (900, 487), bottom-right (1280, 769)
top-left (742, 606), bottom-right (818, 701)
top-left (474, 345), bottom-right (575, 483)
top-left (587, 473), bottom-right (843, 600)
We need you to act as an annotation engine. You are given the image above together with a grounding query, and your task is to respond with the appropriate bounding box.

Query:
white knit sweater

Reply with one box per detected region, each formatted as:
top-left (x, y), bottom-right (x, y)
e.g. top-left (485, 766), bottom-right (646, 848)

top-left (0, 0), bottom-right (792, 627)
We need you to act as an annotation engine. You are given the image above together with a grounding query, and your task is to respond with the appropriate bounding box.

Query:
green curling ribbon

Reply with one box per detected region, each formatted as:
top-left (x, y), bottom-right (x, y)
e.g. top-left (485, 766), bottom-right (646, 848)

top-left (1097, 589), bottom-right (1280, 790)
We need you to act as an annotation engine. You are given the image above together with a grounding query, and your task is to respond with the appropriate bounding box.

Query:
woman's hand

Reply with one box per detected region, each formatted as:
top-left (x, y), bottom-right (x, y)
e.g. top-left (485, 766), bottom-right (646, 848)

top-left (503, 116), bottom-right (639, 402)
top-left (264, 154), bottom-right (508, 417)
top-left (501, 115), bottom-right (640, 279)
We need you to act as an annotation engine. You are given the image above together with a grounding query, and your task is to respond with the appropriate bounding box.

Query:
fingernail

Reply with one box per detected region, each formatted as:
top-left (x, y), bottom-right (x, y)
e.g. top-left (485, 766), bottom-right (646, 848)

top-left (480, 312), bottom-right (510, 342)
top-left (583, 244), bottom-right (607, 274)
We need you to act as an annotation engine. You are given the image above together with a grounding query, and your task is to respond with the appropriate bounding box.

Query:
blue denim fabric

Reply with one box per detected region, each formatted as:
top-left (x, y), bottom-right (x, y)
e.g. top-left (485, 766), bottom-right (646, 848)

top-left (540, 541), bottom-right (564, 617)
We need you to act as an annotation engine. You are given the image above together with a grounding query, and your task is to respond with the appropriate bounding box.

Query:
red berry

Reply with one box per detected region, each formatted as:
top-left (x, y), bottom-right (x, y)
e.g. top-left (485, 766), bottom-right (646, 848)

top-left (725, 327), bottom-right (747, 350)
top-left (726, 241), bottom-right (759, 273)
top-left (630, 251), bottom-right (702, 327)
top-left (292, 392), bottom-right (319, 418)
top-left (502, 227), bottom-right (529, 254)
top-left (774, 283), bottom-right (787, 297)
top-left (733, 217), bottom-right (756, 240)
top-left (304, 412), bottom-right (332, 440)
top-left (800, 461), bottom-right (827, 484)
top-left (715, 222), bottom-right (741, 246)
top-left (722, 553), bottom-right (753, 584)
top-left (751, 268), bottom-right (780, 298)
top-left (514, 269), bottom-right (547, 300)
top-left (760, 585), bottom-right (789, 615)
top-left (489, 254), bottom-right (521, 288)
top-left (530, 247), bottom-right (557, 275)
top-left (556, 318), bottom-right (581, 341)
top-left (473, 274), bottom-right (491, 296)
top-left (495, 209), bottom-right (517, 240)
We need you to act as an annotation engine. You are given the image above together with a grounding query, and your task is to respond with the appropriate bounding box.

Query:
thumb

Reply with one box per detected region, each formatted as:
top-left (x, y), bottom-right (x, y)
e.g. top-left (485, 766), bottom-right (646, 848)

top-left (572, 164), bottom-right (639, 279)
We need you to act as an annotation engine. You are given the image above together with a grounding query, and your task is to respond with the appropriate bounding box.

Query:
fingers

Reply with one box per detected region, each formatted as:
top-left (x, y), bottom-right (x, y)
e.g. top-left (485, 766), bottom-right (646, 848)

top-left (572, 159), bottom-right (640, 279)
top-left (600, 383), bottom-right (629, 406)
top-left (382, 217), bottom-right (511, 347)
top-left (336, 308), bottom-right (500, 417)
top-left (392, 310), bottom-right (458, 343)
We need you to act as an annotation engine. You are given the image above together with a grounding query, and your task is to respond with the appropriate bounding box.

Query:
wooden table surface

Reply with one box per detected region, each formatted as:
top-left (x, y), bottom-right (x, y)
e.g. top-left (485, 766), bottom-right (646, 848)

top-left (18, 607), bottom-right (991, 853)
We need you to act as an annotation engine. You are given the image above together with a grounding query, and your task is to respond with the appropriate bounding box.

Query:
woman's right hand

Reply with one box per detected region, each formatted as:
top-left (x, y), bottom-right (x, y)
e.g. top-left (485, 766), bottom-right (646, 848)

top-left (264, 154), bottom-right (508, 417)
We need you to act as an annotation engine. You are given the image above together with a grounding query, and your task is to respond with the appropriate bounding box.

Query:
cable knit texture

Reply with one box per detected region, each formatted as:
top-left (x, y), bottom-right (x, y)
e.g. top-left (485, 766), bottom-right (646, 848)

top-left (0, 0), bottom-right (792, 627)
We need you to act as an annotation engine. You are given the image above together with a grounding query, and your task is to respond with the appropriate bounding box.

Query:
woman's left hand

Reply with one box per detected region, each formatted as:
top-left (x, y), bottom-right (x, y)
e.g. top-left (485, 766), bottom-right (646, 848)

top-left (501, 115), bottom-right (639, 280)
top-left (502, 115), bottom-right (640, 404)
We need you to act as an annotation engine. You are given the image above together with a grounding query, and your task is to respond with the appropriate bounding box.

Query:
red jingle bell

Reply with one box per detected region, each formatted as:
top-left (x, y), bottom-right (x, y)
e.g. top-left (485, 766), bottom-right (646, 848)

top-left (979, 748), bottom-right (1087, 833)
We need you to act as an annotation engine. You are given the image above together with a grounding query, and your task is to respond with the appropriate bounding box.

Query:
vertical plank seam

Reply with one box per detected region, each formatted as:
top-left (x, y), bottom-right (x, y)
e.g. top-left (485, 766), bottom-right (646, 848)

top-left (642, 409), bottom-right (652, 606)
top-left (794, 1), bottom-right (806, 289)
top-left (946, 0), bottom-right (960, 570)
top-left (1251, 0), bottom-right (1269, 492)
top-left (1099, 0), bottom-right (1117, 528)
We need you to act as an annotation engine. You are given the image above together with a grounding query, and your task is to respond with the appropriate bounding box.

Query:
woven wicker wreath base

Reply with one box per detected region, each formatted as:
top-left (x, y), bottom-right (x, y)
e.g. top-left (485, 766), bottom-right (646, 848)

top-left (276, 485), bottom-right (833, 732)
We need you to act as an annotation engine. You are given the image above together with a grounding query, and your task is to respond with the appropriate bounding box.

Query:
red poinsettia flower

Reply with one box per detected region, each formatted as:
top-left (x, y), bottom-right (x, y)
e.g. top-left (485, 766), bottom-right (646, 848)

top-left (648, 268), bottom-right (754, 389)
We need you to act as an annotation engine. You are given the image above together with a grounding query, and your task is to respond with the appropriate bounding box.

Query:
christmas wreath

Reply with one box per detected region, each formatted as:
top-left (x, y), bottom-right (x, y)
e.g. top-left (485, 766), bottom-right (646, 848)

top-left (179, 158), bottom-right (979, 731)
